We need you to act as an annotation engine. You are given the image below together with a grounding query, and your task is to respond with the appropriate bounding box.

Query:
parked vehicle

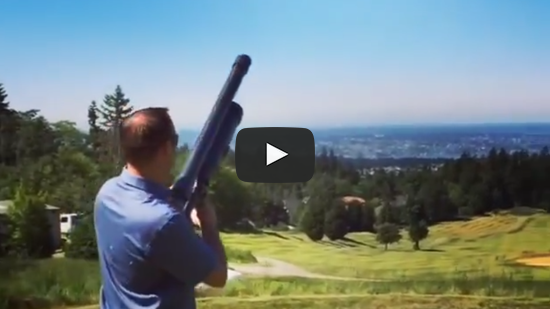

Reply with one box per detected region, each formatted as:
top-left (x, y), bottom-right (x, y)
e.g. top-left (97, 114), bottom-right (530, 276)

top-left (60, 213), bottom-right (81, 238)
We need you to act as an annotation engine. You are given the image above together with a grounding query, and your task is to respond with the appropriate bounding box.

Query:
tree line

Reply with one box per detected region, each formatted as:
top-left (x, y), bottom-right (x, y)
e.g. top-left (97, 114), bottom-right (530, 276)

top-left (0, 82), bottom-right (549, 259)
top-left (0, 83), bottom-right (135, 257)
top-left (293, 144), bottom-right (550, 249)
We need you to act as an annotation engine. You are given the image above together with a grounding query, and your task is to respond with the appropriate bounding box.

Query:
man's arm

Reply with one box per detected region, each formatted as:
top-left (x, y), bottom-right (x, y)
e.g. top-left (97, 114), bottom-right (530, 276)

top-left (194, 199), bottom-right (227, 287)
top-left (147, 210), bottom-right (227, 288)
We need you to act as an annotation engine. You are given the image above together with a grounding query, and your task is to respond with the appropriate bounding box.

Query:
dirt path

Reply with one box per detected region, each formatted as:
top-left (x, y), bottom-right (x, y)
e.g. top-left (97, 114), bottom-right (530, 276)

top-left (230, 256), bottom-right (379, 281)
top-left (196, 256), bottom-right (378, 294)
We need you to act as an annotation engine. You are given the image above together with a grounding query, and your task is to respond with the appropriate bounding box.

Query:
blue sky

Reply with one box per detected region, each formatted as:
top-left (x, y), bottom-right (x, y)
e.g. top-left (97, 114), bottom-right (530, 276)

top-left (1, 0), bottom-right (549, 130)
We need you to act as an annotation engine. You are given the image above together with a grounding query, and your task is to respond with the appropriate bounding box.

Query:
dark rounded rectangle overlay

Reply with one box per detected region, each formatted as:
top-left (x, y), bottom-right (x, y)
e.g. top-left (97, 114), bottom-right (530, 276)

top-left (235, 127), bottom-right (315, 183)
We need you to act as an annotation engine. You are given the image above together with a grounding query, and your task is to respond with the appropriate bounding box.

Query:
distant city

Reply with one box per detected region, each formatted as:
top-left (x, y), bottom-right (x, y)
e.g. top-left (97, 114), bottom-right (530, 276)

top-left (179, 123), bottom-right (550, 159)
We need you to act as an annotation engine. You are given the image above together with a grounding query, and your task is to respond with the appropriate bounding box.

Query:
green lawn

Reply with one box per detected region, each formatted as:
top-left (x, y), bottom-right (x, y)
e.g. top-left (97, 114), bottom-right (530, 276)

top-left (198, 295), bottom-right (550, 309)
top-left (1, 212), bottom-right (549, 309)
top-left (222, 213), bottom-right (550, 279)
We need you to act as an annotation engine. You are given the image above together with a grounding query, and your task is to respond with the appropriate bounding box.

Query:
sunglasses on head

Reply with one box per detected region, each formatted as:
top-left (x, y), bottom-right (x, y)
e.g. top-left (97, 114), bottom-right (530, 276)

top-left (172, 133), bottom-right (179, 147)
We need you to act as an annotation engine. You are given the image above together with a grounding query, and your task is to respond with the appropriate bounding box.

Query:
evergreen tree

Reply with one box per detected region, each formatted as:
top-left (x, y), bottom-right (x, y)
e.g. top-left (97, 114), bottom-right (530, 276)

top-left (301, 173), bottom-right (338, 241)
top-left (0, 83), bottom-right (18, 166)
top-left (346, 204), bottom-right (362, 232)
top-left (376, 203), bottom-right (395, 225)
top-left (98, 85), bottom-right (133, 128)
top-left (324, 198), bottom-right (348, 240)
top-left (98, 85), bottom-right (133, 169)
top-left (88, 101), bottom-right (100, 134)
top-left (299, 203), bottom-right (324, 241)
top-left (0, 83), bottom-right (11, 113)
top-left (87, 100), bottom-right (102, 154)
top-left (359, 204), bottom-right (376, 232)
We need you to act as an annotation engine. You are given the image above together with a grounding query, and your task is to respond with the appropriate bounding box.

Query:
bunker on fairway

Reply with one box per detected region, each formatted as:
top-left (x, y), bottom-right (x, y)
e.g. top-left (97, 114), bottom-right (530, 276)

top-left (515, 255), bottom-right (550, 267)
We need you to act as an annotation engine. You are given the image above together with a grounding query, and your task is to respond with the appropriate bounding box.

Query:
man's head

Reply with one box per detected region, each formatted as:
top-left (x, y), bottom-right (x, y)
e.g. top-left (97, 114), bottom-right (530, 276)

top-left (120, 107), bottom-right (179, 185)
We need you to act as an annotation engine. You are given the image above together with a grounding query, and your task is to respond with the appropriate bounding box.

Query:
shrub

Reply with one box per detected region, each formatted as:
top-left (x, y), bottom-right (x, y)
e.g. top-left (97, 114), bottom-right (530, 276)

top-left (65, 214), bottom-right (98, 260)
top-left (6, 185), bottom-right (56, 258)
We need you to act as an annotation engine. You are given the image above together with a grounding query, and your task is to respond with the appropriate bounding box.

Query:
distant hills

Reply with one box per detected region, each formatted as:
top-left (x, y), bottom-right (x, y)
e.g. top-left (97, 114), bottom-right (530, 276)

top-left (177, 129), bottom-right (238, 148)
top-left (179, 123), bottom-right (550, 147)
top-left (309, 123), bottom-right (550, 138)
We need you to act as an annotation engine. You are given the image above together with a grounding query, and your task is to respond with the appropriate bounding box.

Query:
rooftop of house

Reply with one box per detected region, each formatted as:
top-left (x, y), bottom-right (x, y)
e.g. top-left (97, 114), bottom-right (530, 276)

top-left (341, 196), bottom-right (366, 206)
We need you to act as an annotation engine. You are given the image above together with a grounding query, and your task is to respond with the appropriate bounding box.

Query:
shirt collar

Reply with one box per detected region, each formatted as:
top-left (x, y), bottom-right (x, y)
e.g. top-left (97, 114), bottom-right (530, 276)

top-left (119, 168), bottom-right (171, 199)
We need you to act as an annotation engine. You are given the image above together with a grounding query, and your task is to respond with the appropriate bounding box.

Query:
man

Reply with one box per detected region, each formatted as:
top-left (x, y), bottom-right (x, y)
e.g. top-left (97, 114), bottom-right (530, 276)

top-left (94, 107), bottom-right (228, 309)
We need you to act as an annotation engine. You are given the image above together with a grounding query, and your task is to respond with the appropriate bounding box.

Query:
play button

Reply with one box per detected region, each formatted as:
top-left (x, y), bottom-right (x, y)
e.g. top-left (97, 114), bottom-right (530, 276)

top-left (235, 127), bottom-right (315, 183)
top-left (266, 143), bottom-right (288, 166)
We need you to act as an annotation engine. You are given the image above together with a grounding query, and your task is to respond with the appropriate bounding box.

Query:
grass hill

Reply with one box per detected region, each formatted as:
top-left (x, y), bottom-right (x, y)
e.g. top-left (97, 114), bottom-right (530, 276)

top-left (222, 209), bottom-right (550, 280)
top-left (1, 210), bottom-right (550, 309)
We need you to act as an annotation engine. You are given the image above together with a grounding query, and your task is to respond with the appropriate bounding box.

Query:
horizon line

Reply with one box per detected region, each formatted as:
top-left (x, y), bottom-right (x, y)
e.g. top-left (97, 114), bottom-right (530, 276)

top-left (177, 121), bottom-right (550, 132)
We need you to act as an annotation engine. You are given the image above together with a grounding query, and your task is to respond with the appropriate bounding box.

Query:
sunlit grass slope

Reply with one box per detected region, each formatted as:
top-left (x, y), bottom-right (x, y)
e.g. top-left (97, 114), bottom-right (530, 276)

top-left (222, 211), bottom-right (550, 279)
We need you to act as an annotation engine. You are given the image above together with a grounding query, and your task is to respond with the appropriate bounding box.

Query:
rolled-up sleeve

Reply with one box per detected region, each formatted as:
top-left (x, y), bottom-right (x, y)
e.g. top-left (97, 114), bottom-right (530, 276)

top-left (147, 212), bottom-right (217, 287)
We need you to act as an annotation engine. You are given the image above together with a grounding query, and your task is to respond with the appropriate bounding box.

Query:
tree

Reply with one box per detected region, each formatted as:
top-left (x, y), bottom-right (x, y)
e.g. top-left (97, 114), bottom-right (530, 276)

top-left (87, 100), bottom-right (102, 153)
top-left (251, 199), bottom-right (288, 228)
top-left (208, 166), bottom-right (252, 229)
top-left (376, 203), bottom-right (396, 225)
top-left (408, 220), bottom-right (429, 250)
top-left (375, 223), bottom-right (402, 250)
top-left (98, 85), bottom-right (134, 169)
top-left (301, 173), bottom-right (337, 241)
top-left (6, 184), bottom-right (56, 258)
top-left (324, 198), bottom-right (348, 240)
top-left (359, 204), bottom-right (376, 232)
top-left (335, 178), bottom-right (353, 196)
top-left (406, 202), bottom-right (429, 250)
top-left (14, 112), bottom-right (58, 163)
top-left (283, 185), bottom-right (306, 226)
top-left (299, 203), bottom-right (324, 241)
top-left (346, 203), bottom-right (362, 232)
top-left (51, 120), bottom-right (88, 151)
top-left (0, 83), bottom-right (11, 113)
top-left (98, 85), bottom-right (133, 129)
top-left (0, 83), bottom-right (20, 167)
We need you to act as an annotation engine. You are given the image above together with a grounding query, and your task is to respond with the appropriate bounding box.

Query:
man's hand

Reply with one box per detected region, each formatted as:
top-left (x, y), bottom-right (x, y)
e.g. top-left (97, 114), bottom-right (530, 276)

top-left (170, 184), bottom-right (217, 229)
top-left (194, 199), bottom-right (218, 229)
top-left (190, 208), bottom-right (201, 227)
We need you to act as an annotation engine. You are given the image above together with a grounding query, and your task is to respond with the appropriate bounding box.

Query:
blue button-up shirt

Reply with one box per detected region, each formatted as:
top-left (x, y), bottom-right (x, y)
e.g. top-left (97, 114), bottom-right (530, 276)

top-left (94, 169), bottom-right (216, 309)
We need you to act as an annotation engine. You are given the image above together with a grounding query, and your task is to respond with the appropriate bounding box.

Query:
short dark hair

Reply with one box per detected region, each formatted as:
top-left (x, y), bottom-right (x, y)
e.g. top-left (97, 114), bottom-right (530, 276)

top-left (120, 107), bottom-right (178, 165)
